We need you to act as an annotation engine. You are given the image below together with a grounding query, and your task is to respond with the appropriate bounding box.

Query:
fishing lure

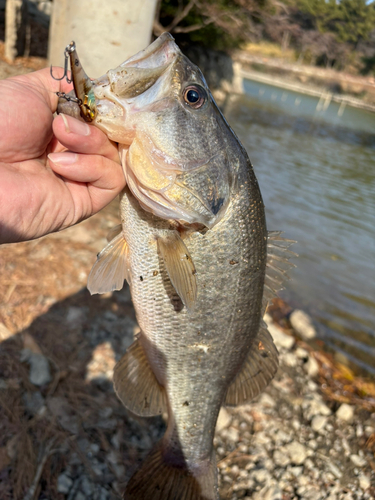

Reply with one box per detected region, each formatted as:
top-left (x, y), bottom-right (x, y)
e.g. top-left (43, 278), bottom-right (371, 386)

top-left (51, 41), bottom-right (96, 122)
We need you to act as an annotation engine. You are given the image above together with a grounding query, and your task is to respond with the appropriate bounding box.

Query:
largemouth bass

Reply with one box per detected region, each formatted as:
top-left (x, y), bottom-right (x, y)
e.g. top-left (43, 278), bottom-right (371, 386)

top-left (58, 33), bottom-right (295, 500)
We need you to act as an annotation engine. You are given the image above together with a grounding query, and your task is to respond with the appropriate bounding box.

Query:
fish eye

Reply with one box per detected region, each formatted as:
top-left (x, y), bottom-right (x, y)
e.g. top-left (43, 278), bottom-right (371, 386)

top-left (183, 85), bottom-right (207, 109)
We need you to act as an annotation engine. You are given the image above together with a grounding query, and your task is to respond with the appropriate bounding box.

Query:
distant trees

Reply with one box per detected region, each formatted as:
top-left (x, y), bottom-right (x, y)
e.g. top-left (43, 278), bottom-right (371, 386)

top-left (155, 0), bottom-right (375, 73)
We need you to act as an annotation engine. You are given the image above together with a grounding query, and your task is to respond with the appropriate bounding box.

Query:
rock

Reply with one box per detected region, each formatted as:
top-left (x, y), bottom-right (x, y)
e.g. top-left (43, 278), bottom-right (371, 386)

top-left (66, 306), bottom-right (87, 325)
top-left (20, 349), bottom-right (52, 386)
top-left (258, 393), bottom-right (276, 408)
top-left (57, 472), bottom-right (73, 494)
top-left (253, 485), bottom-right (282, 500)
top-left (336, 404), bottom-right (354, 423)
top-left (225, 427), bottom-right (239, 443)
top-left (311, 415), bottom-right (327, 433)
top-left (283, 352), bottom-right (298, 367)
top-left (290, 309), bottom-right (316, 339)
top-left (273, 449), bottom-right (290, 467)
top-left (74, 492), bottom-right (86, 500)
top-left (350, 454), bottom-right (367, 467)
top-left (302, 395), bottom-right (331, 420)
top-left (80, 476), bottom-right (94, 496)
top-left (305, 356), bottom-right (319, 377)
top-left (47, 397), bottom-right (80, 434)
top-left (86, 341), bottom-right (116, 382)
top-left (98, 487), bottom-right (109, 500)
top-left (358, 474), bottom-right (371, 490)
top-left (266, 322), bottom-right (295, 350)
top-left (216, 407), bottom-right (232, 432)
top-left (90, 443), bottom-right (100, 455)
top-left (295, 347), bottom-right (309, 360)
top-left (22, 391), bottom-right (45, 415)
top-left (285, 441), bottom-right (307, 465)
top-left (297, 485), bottom-right (322, 499)
top-left (253, 468), bottom-right (270, 484)
top-left (290, 466), bottom-right (303, 477)
top-left (326, 461), bottom-right (342, 479)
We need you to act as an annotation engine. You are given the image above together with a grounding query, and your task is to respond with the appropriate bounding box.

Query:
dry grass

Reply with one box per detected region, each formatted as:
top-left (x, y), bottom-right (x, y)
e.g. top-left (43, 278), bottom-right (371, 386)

top-left (242, 41), bottom-right (296, 62)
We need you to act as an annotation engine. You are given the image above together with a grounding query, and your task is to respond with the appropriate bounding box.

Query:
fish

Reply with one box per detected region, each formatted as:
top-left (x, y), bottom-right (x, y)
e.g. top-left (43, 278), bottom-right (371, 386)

top-left (57, 33), bottom-right (296, 500)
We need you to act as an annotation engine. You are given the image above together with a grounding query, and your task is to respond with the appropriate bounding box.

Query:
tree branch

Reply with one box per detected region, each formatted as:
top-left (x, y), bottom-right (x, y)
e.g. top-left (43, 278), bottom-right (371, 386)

top-left (165, 0), bottom-right (197, 32)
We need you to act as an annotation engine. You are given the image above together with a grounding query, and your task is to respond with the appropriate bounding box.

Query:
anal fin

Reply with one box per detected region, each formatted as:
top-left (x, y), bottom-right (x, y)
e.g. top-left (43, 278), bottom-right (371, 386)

top-left (87, 232), bottom-right (130, 295)
top-left (157, 231), bottom-right (197, 311)
top-left (225, 324), bottom-right (279, 406)
top-left (113, 337), bottom-right (167, 417)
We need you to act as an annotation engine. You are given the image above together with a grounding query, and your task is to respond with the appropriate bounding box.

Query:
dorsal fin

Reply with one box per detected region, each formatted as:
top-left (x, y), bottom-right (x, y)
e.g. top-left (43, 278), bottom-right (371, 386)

top-left (263, 231), bottom-right (297, 309)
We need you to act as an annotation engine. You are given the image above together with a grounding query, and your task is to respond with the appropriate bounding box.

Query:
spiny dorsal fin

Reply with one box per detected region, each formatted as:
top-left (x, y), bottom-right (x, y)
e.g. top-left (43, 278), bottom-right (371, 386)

top-left (225, 323), bottom-right (279, 406)
top-left (157, 231), bottom-right (197, 311)
top-left (113, 337), bottom-right (167, 417)
top-left (87, 232), bottom-right (130, 295)
top-left (263, 231), bottom-right (297, 306)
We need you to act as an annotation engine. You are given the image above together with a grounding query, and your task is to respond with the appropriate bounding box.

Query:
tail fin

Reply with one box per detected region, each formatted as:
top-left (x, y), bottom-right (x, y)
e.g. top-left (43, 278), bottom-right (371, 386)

top-left (124, 440), bottom-right (218, 500)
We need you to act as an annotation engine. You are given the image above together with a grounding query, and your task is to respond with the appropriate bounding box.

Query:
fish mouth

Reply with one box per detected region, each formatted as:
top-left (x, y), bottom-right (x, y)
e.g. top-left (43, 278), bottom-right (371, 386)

top-left (93, 33), bottom-right (180, 101)
top-left (121, 32), bottom-right (179, 69)
top-left (57, 33), bottom-right (180, 119)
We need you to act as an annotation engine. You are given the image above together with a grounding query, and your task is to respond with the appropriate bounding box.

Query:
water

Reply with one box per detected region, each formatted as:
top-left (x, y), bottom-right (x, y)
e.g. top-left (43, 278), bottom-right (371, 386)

top-left (224, 81), bottom-right (375, 375)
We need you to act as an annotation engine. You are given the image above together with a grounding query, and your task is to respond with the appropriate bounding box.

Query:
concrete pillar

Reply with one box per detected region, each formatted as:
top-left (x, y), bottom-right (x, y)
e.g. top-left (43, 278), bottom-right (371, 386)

top-left (48, 0), bottom-right (158, 78)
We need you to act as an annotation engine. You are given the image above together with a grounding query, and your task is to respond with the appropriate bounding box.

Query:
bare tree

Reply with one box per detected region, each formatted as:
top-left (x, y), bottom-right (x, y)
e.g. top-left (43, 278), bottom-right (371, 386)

top-left (5, 0), bottom-right (29, 62)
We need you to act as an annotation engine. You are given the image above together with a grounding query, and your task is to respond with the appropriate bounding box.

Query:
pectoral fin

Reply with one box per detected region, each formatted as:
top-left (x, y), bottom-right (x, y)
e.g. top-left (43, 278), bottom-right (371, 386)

top-left (157, 232), bottom-right (197, 311)
top-left (87, 232), bottom-right (130, 295)
top-left (225, 323), bottom-right (279, 406)
top-left (113, 337), bottom-right (167, 417)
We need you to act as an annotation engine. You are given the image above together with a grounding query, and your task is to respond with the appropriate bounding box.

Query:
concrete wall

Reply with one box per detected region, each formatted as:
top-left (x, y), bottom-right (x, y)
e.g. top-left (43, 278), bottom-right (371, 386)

top-left (48, 0), bottom-right (158, 78)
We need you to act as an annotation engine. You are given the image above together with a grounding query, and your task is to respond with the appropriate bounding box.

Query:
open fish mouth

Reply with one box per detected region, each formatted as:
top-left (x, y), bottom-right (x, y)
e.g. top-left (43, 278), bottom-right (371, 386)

top-left (120, 32), bottom-right (179, 69)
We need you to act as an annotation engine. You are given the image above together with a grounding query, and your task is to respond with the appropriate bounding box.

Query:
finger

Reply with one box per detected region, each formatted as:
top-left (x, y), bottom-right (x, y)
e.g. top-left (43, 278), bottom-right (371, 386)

top-left (48, 151), bottom-right (126, 197)
top-left (53, 114), bottom-right (120, 164)
top-left (48, 151), bottom-right (126, 222)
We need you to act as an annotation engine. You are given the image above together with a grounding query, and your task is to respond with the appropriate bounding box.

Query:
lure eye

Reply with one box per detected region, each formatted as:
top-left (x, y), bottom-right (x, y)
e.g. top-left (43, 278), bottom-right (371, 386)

top-left (183, 85), bottom-right (207, 109)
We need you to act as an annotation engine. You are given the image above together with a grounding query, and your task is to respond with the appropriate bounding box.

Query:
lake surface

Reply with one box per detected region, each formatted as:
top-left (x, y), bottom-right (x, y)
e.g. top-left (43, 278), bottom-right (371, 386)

top-left (224, 81), bottom-right (375, 375)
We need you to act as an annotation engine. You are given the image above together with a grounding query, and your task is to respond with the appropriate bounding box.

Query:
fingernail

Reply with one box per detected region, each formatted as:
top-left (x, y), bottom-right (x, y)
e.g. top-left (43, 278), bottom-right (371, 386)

top-left (48, 152), bottom-right (78, 165)
top-left (60, 113), bottom-right (90, 136)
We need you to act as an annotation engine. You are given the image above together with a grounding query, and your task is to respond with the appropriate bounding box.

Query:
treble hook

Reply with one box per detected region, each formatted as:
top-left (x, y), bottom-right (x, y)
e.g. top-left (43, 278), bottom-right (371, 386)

top-left (50, 41), bottom-right (77, 84)
top-left (55, 91), bottom-right (82, 106)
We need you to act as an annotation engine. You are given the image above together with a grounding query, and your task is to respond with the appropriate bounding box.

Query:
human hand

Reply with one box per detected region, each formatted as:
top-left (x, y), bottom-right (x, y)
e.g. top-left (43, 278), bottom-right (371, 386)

top-left (0, 67), bottom-right (125, 244)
